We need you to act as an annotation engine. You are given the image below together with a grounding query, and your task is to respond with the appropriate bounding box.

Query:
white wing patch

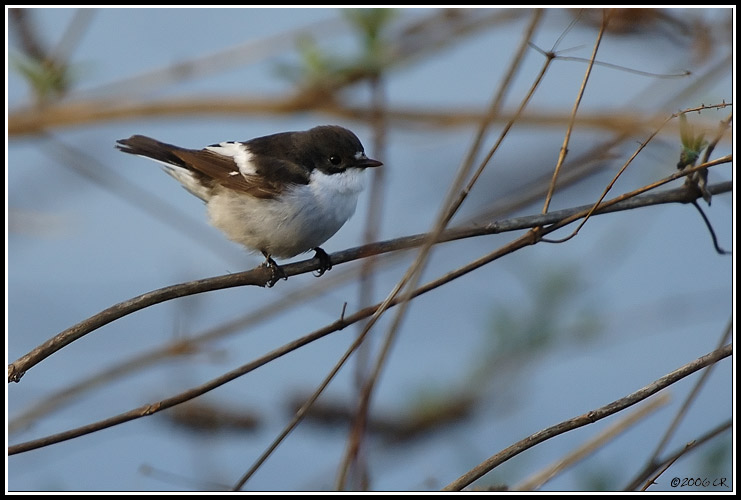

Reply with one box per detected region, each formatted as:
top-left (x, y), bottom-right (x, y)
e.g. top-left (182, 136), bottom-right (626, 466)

top-left (206, 142), bottom-right (258, 177)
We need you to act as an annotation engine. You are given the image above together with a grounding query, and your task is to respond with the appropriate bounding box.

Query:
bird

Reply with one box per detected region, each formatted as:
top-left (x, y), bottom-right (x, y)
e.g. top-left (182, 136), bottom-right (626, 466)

top-left (116, 125), bottom-right (382, 285)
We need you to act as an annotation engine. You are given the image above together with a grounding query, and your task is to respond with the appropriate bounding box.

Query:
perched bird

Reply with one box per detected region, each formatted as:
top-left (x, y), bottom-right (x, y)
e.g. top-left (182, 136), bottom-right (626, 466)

top-left (116, 125), bottom-right (382, 284)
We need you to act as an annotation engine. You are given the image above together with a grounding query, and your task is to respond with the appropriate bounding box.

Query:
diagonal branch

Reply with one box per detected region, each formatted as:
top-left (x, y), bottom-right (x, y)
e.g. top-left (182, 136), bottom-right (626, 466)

top-left (442, 343), bottom-right (733, 491)
top-left (623, 317), bottom-right (733, 491)
top-left (7, 176), bottom-right (732, 455)
top-left (8, 166), bottom-right (731, 384)
top-left (512, 393), bottom-right (670, 491)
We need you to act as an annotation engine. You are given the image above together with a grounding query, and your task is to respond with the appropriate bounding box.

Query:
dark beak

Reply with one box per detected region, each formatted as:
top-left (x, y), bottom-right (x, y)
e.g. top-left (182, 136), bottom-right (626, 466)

top-left (357, 157), bottom-right (383, 169)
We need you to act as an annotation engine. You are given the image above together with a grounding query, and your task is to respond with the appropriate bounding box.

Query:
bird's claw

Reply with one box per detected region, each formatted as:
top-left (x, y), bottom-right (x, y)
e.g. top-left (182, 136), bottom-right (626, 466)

top-left (312, 247), bottom-right (332, 277)
top-left (262, 255), bottom-right (287, 287)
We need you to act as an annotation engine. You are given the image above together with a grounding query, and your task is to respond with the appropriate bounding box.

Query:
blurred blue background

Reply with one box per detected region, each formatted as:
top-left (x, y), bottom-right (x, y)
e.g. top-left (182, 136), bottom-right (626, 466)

top-left (7, 7), bottom-right (734, 492)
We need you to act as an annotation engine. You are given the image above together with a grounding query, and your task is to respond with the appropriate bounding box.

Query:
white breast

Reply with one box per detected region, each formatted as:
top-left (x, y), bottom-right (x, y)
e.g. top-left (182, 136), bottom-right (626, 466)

top-left (206, 168), bottom-right (366, 259)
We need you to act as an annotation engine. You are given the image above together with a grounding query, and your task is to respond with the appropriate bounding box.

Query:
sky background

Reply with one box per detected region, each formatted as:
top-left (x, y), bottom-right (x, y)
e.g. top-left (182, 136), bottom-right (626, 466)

top-left (6, 7), bottom-right (734, 492)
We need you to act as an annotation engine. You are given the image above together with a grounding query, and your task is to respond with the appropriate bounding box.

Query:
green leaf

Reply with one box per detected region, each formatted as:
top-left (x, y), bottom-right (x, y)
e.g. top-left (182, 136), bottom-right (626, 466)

top-left (11, 52), bottom-right (72, 102)
top-left (677, 113), bottom-right (709, 169)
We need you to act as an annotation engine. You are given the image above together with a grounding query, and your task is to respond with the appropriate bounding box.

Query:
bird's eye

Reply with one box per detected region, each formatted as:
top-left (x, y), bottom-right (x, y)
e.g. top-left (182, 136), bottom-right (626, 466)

top-left (329, 155), bottom-right (342, 165)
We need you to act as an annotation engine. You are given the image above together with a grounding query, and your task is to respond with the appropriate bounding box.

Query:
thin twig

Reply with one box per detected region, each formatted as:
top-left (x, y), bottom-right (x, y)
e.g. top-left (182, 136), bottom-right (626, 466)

top-left (542, 8), bottom-right (609, 214)
top-left (10, 96), bottom-right (729, 137)
top-left (8, 168), bottom-right (731, 384)
top-left (337, 8), bottom-right (546, 491)
top-left (49, 8), bottom-right (96, 67)
top-left (8, 262), bottom-right (368, 432)
top-left (334, 17), bottom-right (555, 484)
top-left (689, 200), bottom-right (731, 254)
top-left (342, 60), bottom-right (390, 494)
top-left (640, 419), bottom-right (732, 491)
top-left (542, 103), bottom-right (730, 244)
top-left (232, 300), bottom-right (382, 490)
top-left (513, 393), bottom-right (670, 491)
top-left (701, 113), bottom-right (732, 164)
top-left (10, 216), bottom-right (544, 457)
top-left (624, 317), bottom-right (733, 491)
top-left (442, 344), bottom-right (733, 491)
top-left (7, 174), bottom-right (731, 455)
top-left (641, 443), bottom-right (691, 491)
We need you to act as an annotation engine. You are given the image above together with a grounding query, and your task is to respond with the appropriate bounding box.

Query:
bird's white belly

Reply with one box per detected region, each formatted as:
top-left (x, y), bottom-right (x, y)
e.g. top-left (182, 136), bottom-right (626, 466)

top-left (207, 168), bottom-right (365, 258)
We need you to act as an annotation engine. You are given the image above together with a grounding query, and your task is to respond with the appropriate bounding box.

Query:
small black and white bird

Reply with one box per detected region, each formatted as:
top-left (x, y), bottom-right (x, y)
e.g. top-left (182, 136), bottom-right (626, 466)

top-left (116, 125), bottom-right (382, 283)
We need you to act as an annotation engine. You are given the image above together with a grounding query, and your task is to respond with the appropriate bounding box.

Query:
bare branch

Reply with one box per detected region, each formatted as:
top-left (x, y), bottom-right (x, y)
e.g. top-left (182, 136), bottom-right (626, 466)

top-left (639, 419), bottom-right (732, 491)
top-left (513, 392), bottom-right (670, 491)
top-left (624, 318), bottom-right (733, 491)
top-left (8, 98), bottom-right (728, 137)
top-left (337, 9), bottom-right (548, 491)
top-left (7, 177), bottom-right (732, 456)
top-left (542, 8), bottom-right (609, 213)
top-left (442, 344), bottom-right (733, 491)
top-left (8, 170), bottom-right (731, 384)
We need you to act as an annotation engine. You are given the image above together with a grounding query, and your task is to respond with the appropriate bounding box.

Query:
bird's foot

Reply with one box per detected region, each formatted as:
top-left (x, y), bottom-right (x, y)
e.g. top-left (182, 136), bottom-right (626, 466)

top-left (312, 247), bottom-right (332, 277)
top-left (262, 254), bottom-right (286, 287)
